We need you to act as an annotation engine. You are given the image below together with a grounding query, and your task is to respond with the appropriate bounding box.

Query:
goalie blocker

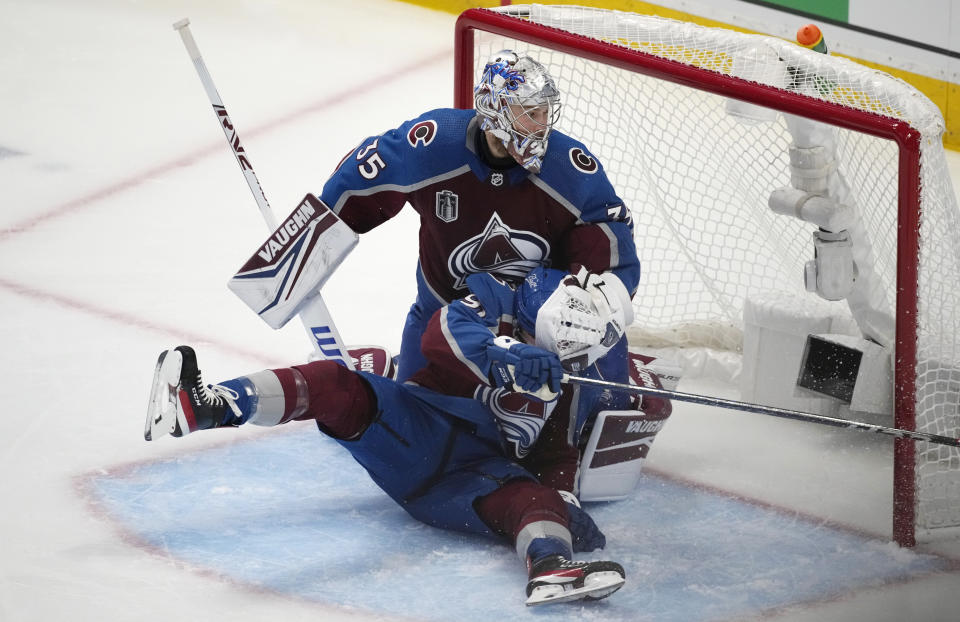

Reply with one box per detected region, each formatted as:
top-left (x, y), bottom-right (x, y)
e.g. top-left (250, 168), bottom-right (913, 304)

top-left (228, 194), bottom-right (358, 330)
top-left (578, 349), bottom-right (680, 502)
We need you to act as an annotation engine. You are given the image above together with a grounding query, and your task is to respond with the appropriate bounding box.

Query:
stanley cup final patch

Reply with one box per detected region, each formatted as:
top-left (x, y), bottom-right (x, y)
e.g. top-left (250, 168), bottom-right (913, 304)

top-left (436, 189), bottom-right (459, 222)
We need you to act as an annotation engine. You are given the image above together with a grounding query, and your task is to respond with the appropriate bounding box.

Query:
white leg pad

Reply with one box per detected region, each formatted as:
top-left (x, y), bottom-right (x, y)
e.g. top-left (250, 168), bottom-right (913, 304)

top-left (578, 409), bottom-right (667, 502)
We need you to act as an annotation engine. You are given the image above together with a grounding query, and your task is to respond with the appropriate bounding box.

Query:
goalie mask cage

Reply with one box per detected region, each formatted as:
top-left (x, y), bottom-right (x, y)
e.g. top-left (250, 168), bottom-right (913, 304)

top-left (454, 5), bottom-right (960, 547)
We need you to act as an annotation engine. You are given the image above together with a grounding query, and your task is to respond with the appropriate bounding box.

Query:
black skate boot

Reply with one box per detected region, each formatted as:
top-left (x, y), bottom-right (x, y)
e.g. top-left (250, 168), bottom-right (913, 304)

top-left (525, 554), bottom-right (625, 606)
top-left (144, 346), bottom-right (241, 440)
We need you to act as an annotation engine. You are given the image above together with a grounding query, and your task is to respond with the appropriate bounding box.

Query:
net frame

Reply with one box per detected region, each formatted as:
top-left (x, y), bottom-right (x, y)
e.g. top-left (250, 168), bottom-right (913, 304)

top-left (452, 4), bottom-right (958, 548)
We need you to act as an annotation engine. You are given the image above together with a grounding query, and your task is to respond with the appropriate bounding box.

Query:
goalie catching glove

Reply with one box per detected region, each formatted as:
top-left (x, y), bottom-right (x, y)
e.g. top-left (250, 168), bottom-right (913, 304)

top-left (487, 335), bottom-right (563, 402)
top-left (521, 267), bottom-right (633, 372)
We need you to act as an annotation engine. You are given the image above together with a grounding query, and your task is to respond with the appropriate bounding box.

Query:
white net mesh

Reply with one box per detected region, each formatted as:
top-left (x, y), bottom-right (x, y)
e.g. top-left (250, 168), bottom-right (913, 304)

top-left (466, 4), bottom-right (960, 540)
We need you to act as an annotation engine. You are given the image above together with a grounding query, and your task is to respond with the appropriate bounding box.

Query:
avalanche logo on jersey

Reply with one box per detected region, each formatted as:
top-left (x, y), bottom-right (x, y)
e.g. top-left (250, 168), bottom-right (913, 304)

top-left (407, 120), bottom-right (437, 148)
top-left (447, 213), bottom-right (550, 289)
top-left (479, 386), bottom-right (555, 459)
top-left (569, 147), bottom-right (598, 174)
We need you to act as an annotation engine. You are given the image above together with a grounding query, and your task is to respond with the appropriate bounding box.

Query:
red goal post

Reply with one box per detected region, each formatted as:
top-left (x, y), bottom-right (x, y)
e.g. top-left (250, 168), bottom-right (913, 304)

top-left (453, 5), bottom-right (959, 548)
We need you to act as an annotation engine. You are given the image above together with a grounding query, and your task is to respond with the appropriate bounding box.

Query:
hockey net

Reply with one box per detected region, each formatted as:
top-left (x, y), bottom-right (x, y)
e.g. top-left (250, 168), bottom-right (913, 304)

top-left (454, 4), bottom-right (960, 547)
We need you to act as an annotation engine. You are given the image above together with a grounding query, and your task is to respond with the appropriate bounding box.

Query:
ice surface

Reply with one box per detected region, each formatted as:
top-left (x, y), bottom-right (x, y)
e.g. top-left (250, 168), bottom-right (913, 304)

top-left (2, 1), bottom-right (960, 621)
top-left (85, 428), bottom-right (949, 621)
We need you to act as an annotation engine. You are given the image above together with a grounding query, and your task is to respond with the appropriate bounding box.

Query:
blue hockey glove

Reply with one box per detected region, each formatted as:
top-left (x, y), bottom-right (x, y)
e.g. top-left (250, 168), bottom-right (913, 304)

top-left (558, 490), bottom-right (606, 552)
top-left (487, 335), bottom-right (563, 402)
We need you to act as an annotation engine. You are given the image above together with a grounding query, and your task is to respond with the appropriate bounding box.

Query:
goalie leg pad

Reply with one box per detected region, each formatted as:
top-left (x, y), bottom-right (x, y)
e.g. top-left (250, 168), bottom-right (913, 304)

top-left (578, 351), bottom-right (676, 501)
top-left (320, 345), bottom-right (398, 379)
top-left (577, 409), bottom-right (669, 501)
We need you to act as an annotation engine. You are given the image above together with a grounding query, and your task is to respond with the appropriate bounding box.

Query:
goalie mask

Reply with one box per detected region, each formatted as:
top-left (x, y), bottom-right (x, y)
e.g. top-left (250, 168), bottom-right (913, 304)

top-left (474, 50), bottom-right (561, 174)
top-left (515, 267), bottom-right (620, 372)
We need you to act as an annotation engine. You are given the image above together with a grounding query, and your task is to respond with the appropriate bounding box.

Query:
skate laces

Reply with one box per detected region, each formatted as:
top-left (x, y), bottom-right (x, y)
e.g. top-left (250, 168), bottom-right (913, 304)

top-left (193, 376), bottom-right (242, 418)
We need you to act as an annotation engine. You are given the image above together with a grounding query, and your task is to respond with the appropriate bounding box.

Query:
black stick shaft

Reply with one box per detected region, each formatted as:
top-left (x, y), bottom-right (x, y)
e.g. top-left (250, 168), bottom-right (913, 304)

top-left (564, 374), bottom-right (960, 448)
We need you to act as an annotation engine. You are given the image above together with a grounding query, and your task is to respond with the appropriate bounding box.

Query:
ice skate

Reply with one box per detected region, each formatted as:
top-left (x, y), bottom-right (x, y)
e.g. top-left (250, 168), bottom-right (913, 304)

top-left (525, 555), bottom-right (625, 606)
top-left (144, 346), bottom-right (241, 440)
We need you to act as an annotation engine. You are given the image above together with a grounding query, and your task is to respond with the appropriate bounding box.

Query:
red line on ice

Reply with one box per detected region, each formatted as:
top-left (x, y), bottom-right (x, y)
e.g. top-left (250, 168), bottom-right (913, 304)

top-left (0, 49), bottom-right (450, 241)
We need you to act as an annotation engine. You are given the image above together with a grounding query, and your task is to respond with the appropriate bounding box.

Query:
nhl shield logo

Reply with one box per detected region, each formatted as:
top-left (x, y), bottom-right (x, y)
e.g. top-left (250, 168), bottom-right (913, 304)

top-left (490, 172), bottom-right (504, 187)
top-left (435, 190), bottom-right (459, 222)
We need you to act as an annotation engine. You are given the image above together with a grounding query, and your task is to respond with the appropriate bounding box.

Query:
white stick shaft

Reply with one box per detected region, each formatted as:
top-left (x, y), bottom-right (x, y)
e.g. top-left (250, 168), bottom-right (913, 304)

top-left (297, 296), bottom-right (354, 365)
top-left (173, 18), bottom-right (277, 230)
top-left (173, 18), bottom-right (354, 369)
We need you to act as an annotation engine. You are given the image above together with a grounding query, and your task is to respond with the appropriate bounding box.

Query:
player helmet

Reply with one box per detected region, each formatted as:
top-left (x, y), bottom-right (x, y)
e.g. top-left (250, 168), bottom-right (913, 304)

top-left (515, 267), bottom-right (613, 372)
top-left (474, 50), bottom-right (561, 174)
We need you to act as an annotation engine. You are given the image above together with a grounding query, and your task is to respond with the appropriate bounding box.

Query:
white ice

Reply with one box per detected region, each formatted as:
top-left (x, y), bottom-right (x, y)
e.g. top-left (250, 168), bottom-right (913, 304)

top-left (2, 1), bottom-right (960, 620)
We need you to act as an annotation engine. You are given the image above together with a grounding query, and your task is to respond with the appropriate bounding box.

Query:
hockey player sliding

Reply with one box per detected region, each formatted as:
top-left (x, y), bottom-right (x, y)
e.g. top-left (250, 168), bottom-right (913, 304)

top-left (320, 50), bottom-right (640, 386)
top-left (145, 268), bottom-right (630, 606)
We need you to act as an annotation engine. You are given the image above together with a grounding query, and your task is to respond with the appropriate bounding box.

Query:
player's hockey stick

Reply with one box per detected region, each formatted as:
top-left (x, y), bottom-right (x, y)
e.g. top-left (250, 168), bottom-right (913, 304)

top-left (564, 374), bottom-right (960, 448)
top-left (173, 18), bottom-right (354, 369)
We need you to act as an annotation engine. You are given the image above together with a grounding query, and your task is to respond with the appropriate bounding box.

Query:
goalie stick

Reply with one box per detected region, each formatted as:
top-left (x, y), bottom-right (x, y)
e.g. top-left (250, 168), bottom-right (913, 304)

top-left (564, 374), bottom-right (960, 449)
top-left (173, 18), bottom-right (354, 369)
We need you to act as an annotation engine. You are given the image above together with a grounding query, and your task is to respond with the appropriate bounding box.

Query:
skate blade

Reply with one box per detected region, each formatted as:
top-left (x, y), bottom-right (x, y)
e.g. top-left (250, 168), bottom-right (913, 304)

top-left (525, 572), bottom-right (625, 606)
top-left (144, 349), bottom-right (183, 441)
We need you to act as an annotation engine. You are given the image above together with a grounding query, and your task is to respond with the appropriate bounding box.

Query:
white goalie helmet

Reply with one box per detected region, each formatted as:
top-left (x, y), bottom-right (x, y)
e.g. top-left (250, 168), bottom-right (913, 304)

top-left (474, 50), bottom-right (561, 173)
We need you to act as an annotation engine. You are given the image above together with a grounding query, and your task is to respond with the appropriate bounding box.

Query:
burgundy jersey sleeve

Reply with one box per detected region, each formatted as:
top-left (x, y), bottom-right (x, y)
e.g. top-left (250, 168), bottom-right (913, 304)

top-left (329, 187), bottom-right (407, 234)
top-left (562, 219), bottom-right (640, 296)
top-left (412, 302), bottom-right (494, 397)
